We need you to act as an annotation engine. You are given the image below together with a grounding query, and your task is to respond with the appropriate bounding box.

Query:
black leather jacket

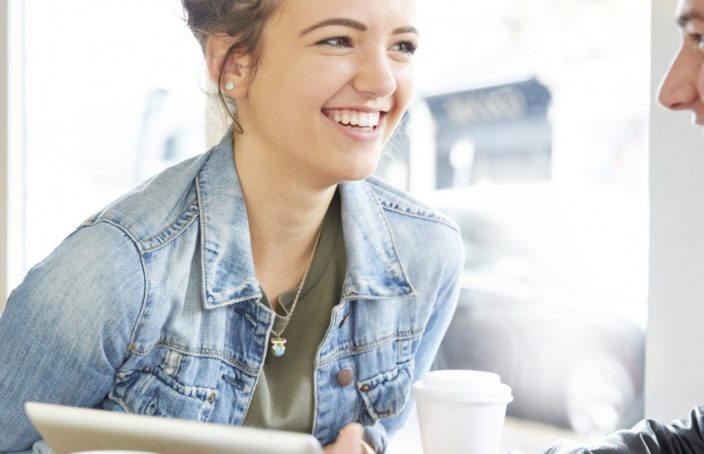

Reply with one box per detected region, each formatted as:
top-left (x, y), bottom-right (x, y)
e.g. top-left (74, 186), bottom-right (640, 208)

top-left (544, 407), bottom-right (704, 453)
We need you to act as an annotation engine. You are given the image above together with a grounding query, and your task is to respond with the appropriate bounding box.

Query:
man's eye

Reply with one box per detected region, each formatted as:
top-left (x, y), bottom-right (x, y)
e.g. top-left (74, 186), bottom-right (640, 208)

top-left (688, 32), bottom-right (704, 51)
top-left (391, 40), bottom-right (418, 55)
top-left (316, 37), bottom-right (352, 48)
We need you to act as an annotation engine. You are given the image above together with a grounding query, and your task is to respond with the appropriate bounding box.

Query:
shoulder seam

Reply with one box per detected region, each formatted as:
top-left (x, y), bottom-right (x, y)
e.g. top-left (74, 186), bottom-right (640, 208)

top-left (141, 201), bottom-right (200, 253)
top-left (88, 199), bottom-right (200, 253)
top-left (82, 219), bottom-right (150, 364)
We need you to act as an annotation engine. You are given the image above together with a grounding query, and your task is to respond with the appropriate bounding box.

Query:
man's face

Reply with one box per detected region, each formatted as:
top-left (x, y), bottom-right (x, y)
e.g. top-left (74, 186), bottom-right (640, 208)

top-left (659, 0), bottom-right (704, 125)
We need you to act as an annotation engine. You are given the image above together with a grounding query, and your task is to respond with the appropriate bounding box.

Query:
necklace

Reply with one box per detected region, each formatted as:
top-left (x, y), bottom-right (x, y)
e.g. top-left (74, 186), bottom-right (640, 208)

top-left (269, 224), bottom-right (324, 358)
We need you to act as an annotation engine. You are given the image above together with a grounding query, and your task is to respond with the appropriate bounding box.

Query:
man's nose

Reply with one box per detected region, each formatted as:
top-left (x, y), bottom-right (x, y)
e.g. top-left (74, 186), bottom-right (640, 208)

top-left (659, 47), bottom-right (703, 110)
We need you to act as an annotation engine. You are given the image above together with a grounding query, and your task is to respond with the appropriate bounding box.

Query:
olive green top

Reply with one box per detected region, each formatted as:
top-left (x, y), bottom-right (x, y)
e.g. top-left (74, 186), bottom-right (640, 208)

top-left (243, 192), bottom-right (346, 433)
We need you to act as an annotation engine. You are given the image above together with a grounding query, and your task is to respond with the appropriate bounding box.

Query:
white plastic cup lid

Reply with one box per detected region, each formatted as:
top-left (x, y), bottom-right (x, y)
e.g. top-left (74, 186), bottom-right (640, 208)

top-left (413, 369), bottom-right (513, 404)
top-left (70, 451), bottom-right (159, 454)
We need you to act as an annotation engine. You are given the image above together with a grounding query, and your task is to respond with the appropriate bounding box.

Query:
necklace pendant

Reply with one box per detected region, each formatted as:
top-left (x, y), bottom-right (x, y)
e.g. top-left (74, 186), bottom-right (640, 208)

top-left (270, 336), bottom-right (287, 357)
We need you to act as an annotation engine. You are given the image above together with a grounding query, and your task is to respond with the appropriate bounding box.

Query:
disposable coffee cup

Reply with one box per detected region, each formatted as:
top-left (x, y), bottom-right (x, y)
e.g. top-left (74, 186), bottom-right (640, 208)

top-left (70, 451), bottom-right (158, 453)
top-left (412, 370), bottom-right (513, 454)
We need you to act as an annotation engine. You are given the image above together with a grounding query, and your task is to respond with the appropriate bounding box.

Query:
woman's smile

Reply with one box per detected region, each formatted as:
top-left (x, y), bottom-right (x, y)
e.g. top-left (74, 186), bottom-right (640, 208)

top-left (321, 108), bottom-right (387, 143)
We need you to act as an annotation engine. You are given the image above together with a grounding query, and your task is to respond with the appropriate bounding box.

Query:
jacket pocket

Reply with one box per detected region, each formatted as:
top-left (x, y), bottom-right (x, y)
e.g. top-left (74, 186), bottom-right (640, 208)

top-left (357, 362), bottom-right (413, 422)
top-left (109, 366), bottom-right (217, 422)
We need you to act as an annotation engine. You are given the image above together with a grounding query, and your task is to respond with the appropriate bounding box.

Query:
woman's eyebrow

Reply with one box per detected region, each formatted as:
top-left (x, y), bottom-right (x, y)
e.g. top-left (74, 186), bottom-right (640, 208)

top-left (299, 18), bottom-right (419, 37)
top-left (300, 18), bottom-right (367, 37)
top-left (393, 26), bottom-right (419, 36)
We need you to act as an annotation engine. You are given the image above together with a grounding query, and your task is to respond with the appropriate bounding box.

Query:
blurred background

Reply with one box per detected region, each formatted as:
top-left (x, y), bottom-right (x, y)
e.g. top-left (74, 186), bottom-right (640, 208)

top-left (3, 0), bottom-right (650, 450)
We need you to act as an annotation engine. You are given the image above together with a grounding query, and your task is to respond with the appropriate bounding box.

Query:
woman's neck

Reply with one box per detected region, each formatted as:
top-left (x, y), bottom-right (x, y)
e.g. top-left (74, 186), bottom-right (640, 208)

top-left (234, 135), bottom-right (336, 242)
top-left (232, 134), bottom-right (337, 304)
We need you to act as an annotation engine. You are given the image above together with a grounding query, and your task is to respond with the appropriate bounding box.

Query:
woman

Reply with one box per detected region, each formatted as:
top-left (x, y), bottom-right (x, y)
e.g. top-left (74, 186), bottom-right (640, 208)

top-left (0, 0), bottom-right (463, 453)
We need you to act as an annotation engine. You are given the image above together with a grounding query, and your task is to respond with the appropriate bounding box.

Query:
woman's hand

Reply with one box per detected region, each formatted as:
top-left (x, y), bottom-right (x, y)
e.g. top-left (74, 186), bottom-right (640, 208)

top-left (324, 423), bottom-right (373, 454)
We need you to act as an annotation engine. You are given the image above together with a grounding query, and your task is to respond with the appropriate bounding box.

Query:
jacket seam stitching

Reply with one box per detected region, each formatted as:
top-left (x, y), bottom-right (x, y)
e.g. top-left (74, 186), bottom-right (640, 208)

top-left (107, 392), bottom-right (133, 414)
top-left (140, 202), bottom-right (200, 252)
top-left (196, 172), bottom-right (210, 308)
top-left (341, 293), bottom-right (415, 301)
top-left (363, 182), bottom-right (418, 296)
top-left (377, 203), bottom-right (459, 232)
top-left (365, 176), bottom-right (457, 227)
top-left (317, 330), bottom-right (422, 368)
top-left (83, 219), bottom-right (150, 362)
top-left (153, 341), bottom-right (259, 376)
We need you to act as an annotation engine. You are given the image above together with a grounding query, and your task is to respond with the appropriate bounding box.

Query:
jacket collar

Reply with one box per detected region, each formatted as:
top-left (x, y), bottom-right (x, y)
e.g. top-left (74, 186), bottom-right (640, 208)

top-left (196, 133), bottom-right (415, 310)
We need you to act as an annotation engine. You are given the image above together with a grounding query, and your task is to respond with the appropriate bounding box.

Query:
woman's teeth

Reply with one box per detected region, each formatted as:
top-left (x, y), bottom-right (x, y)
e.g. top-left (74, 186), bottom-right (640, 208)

top-left (327, 110), bottom-right (381, 128)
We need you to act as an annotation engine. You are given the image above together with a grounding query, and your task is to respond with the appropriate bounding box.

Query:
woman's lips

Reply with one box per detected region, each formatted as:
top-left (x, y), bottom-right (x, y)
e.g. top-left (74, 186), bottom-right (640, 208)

top-left (323, 109), bottom-right (382, 128)
top-left (322, 110), bottom-right (387, 143)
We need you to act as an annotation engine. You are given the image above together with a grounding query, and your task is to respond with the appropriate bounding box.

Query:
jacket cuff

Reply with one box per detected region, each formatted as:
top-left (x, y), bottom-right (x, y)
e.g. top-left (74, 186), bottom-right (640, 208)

top-left (363, 423), bottom-right (388, 453)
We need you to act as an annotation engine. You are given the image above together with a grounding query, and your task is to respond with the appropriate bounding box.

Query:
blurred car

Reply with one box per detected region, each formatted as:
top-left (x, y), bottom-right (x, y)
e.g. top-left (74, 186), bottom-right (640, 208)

top-left (424, 182), bottom-right (647, 435)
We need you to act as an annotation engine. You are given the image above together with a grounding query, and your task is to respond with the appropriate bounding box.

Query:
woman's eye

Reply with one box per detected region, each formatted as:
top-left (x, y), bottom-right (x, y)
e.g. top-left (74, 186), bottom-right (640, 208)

top-left (391, 40), bottom-right (418, 56)
top-left (316, 36), bottom-right (352, 48)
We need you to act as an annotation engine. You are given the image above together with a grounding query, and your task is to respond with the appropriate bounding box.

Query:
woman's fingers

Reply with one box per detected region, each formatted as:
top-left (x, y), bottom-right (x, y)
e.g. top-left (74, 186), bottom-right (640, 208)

top-left (324, 423), bottom-right (364, 454)
top-left (338, 423), bottom-right (364, 453)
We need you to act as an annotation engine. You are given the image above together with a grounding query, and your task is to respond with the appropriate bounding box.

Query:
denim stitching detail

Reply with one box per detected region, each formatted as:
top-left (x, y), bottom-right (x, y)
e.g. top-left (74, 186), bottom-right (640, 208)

top-left (95, 219), bottom-right (145, 254)
top-left (357, 364), bottom-right (412, 420)
top-left (341, 292), bottom-right (415, 301)
top-left (127, 262), bottom-right (152, 356)
top-left (195, 172), bottom-right (210, 309)
top-left (365, 177), bottom-right (458, 229)
top-left (317, 330), bottom-right (422, 368)
top-left (141, 202), bottom-right (200, 252)
top-left (362, 182), bottom-right (417, 297)
top-left (377, 201), bottom-right (460, 232)
top-left (86, 219), bottom-right (150, 365)
top-left (376, 198), bottom-right (445, 221)
top-left (222, 373), bottom-right (246, 391)
top-left (154, 341), bottom-right (259, 376)
top-left (106, 392), bottom-right (133, 414)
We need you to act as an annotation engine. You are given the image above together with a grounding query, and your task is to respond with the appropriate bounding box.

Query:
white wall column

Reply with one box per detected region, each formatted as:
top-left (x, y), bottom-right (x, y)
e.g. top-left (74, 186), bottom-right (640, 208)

top-left (1, 0), bottom-right (10, 309)
top-left (0, 0), bottom-right (26, 310)
top-left (648, 0), bottom-right (704, 420)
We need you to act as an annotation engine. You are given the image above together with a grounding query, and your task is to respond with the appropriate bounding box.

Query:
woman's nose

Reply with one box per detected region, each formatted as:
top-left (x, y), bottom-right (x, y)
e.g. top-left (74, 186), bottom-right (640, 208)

top-left (353, 51), bottom-right (397, 98)
top-left (659, 47), bottom-right (703, 110)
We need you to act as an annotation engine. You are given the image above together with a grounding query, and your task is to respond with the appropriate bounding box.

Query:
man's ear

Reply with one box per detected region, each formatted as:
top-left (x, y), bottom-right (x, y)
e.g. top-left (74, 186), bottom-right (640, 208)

top-left (205, 33), bottom-right (251, 96)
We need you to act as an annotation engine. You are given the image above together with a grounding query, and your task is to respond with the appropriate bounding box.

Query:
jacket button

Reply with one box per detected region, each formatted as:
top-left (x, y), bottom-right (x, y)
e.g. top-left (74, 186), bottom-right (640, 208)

top-left (337, 368), bottom-right (354, 387)
top-left (359, 384), bottom-right (371, 393)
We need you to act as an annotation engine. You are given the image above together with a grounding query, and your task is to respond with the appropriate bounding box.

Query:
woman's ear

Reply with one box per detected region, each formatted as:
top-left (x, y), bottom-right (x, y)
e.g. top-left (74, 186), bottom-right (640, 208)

top-left (205, 33), bottom-right (250, 97)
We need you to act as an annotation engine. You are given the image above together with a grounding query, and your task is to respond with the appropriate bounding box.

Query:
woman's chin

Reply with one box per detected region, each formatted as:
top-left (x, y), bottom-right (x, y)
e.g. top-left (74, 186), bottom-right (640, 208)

top-left (338, 157), bottom-right (381, 182)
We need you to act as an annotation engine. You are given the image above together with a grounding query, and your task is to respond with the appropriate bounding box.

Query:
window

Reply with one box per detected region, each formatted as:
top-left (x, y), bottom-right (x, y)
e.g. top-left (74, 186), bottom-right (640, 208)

top-left (400, 0), bottom-right (649, 442)
top-left (10, 0), bottom-right (207, 289)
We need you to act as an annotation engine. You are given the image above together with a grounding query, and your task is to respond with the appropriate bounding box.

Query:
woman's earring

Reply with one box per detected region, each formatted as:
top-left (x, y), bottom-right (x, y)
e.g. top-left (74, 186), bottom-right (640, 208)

top-left (225, 80), bottom-right (235, 91)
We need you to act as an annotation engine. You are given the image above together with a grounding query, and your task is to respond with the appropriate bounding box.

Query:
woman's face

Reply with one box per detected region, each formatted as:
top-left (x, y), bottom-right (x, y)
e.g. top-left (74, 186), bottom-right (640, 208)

top-left (659, 0), bottom-right (704, 125)
top-left (236, 0), bottom-right (418, 186)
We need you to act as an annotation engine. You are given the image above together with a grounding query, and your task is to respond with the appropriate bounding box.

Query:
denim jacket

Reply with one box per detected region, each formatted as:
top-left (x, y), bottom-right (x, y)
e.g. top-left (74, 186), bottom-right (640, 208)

top-left (0, 133), bottom-right (463, 453)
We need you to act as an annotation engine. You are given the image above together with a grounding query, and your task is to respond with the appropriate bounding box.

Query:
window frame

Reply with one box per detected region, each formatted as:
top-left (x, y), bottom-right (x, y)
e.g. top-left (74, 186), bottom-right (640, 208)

top-left (1, 0), bottom-right (26, 309)
top-left (1, 0), bottom-right (9, 308)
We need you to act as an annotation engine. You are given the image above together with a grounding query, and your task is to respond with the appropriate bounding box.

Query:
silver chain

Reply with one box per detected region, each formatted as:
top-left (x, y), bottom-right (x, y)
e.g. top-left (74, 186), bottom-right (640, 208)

top-left (270, 223), bottom-right (324, 338)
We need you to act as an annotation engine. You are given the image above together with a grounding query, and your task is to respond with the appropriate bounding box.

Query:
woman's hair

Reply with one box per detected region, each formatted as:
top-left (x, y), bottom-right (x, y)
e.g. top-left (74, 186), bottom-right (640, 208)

top-left (182, 0), bottom-right (280, 133)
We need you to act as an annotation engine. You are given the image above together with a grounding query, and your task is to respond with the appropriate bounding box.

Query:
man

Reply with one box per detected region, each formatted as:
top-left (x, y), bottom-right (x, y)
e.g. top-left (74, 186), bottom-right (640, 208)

top-left (660, 0), bottom-right (704, 119)
top-left (545, 0), bottom-right (704, 452)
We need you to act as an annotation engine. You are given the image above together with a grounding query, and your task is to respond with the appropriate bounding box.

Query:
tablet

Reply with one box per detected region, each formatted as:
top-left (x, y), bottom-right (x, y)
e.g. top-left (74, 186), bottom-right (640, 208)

top-left (25, 402), bottom-right (324, 454)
